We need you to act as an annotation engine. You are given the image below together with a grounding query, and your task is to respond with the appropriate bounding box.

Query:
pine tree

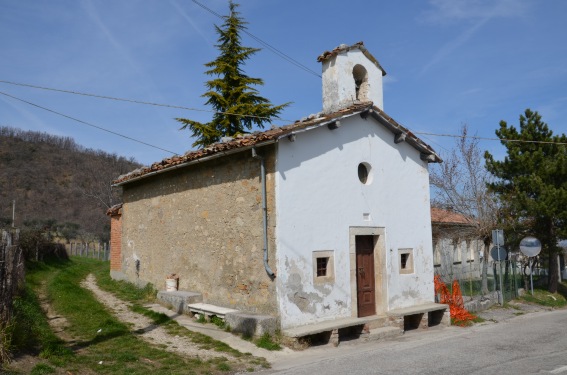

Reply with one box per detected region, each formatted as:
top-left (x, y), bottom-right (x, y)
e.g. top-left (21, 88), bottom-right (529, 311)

top-left (177, 1), bottom-right (289, 148)
top-left (485, 109), bottom-right (567, 293)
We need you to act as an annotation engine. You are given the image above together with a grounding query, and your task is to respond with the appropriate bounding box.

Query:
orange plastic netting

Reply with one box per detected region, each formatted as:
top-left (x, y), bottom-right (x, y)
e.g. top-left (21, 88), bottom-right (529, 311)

top-left (434, 275), bottom-right (476, 326)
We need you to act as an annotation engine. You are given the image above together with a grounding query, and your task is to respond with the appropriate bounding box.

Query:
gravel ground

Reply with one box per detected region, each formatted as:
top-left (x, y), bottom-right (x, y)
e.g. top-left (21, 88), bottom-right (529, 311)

top-left (81, 273), bottom-right (221, 360)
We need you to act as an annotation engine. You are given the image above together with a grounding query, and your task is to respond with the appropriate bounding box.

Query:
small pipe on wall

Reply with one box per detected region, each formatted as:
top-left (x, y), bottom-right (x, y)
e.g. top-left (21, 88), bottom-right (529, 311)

top-left (252, 147), bottom-right (276, 280)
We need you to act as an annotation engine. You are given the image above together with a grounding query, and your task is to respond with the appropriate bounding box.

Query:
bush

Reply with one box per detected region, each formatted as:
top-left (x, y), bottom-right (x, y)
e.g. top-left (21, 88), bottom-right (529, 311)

top-left (19, 229), bottom-right (68, 262)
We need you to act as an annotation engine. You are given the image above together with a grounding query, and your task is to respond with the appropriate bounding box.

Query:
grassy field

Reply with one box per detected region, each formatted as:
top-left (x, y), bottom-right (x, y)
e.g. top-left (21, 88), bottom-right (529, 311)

top-left (4, 257), bottom-right (268, 374)
top-left (519, 283), bottom-right (567, 308)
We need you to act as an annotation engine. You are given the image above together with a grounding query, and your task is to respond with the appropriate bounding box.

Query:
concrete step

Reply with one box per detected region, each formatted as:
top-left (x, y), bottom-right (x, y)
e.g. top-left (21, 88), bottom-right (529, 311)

top-left (367, 326), bottom-right (402, 342)
top-left (365, 315), bottom-right (390, 329)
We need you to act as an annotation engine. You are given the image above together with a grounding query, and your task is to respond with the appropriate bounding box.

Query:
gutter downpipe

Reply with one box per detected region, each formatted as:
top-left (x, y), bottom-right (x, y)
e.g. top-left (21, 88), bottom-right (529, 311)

top-left (252, 147), bottom-right (276, 280)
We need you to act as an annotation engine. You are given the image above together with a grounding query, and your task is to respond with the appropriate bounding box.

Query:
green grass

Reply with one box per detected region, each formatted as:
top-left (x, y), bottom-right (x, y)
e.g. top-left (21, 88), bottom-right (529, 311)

top-left (30, 363), bottom-right (55, 375)
top-left (471, 316), bottom-right (486, 323)
top-left (520, 288), bottom-right (567, 308)
top-left (4, 257), bottom-right (269, 374)
top-left (255, 333), bottom-right (281, 351)
top-left (210, 315), bottom-right (227, 330)
top-left (11, 273), bottom-right (72, 361)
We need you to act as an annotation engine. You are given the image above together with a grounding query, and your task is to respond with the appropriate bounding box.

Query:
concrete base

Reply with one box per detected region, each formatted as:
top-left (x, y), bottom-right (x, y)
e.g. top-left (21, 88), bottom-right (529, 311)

top-left (464, 291), bottom-right (499, 313)
top-left (157, 290), bottom-right (203, 314)
top-left (110, 270), bottom-right (128, 282)
top-left (225, 312), bottom-right (277, 337)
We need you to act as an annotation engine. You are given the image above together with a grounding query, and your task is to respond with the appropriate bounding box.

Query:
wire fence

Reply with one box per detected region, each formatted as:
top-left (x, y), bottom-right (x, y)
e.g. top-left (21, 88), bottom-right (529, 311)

top-left (434, 259), bottom-right (538, 303)
top-left (0, 229), bottom-right (24, 327)
top-left (66, 242), bottom-right (110, 261)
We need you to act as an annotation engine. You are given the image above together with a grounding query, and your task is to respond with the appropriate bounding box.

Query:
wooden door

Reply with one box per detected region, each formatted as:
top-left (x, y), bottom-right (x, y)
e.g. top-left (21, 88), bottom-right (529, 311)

top-left (356, 235), bottom-right (376, 317)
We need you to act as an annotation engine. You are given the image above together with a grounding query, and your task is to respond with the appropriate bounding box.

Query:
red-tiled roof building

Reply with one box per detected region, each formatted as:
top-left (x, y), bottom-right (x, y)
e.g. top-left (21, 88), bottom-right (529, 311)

top-left (110, 42), bottom-right (449, 339)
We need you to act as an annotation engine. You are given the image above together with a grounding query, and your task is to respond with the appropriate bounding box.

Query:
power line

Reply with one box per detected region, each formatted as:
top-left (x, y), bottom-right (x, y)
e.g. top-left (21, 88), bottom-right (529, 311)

top-left (3, 81), bottom-right (567, 148)
top-left (413, 131), bottom-right (567, 146)
top-left (0, 79), bottom-right (295, 123)
top-left (0, 90), bottom-right (179, 155)
top-left (191, 0), bottom-right (321, 78)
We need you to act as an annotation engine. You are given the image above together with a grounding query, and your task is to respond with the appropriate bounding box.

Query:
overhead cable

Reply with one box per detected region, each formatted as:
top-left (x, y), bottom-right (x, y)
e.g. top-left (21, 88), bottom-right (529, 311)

top-left (191, 0), bottom-right (321, 78)
top-left (413, 131), bottom-right (567, 146)
top-left (0, 79), bottom-right (294, 123)
top-left (0, 90), bottom-right (178, 155)
top-left (3, 81), bottom-right (567, 148)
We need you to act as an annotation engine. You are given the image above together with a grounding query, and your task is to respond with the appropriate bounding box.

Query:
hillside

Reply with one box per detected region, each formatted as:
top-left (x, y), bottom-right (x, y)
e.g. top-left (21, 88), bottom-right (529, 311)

top-left (0, 127), bottom-right (141, 241)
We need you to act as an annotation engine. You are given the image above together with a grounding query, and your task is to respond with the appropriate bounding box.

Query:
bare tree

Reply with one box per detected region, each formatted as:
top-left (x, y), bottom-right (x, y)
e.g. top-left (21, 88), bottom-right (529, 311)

top-left (430, 124), bottom-right (499, 294)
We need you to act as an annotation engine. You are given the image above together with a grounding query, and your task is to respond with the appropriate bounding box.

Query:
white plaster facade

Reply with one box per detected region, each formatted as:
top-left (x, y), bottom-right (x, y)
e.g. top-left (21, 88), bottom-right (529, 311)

top-left (270, 42), bottom-right (437, 330)
top-left (320, 43), bottom-right (385, 113)
top-left (275, 114), bottom-right (435, 329)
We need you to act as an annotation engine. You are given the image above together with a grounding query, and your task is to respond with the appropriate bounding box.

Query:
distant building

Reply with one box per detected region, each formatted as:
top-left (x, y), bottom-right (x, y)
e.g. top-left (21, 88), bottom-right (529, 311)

top-left (431, 207), bottom-right (482, 281)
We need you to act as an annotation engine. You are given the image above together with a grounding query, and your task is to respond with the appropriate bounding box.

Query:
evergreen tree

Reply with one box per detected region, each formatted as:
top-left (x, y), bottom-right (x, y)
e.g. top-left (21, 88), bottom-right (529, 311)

top-left (485, 109), bottom-right (567, 293)
top-left (177, 1), bottom-right (289, 148)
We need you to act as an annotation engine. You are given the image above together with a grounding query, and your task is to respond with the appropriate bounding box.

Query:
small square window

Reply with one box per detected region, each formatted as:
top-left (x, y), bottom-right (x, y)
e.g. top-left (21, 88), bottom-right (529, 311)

top-left (401, 253), bottom-right (410, 268)
top-left (399, 248), bottom-right (414, 274)
top-left (313, 251), bottom-right (335, 284)
top-left (317, 257), bottom-right (329, 277)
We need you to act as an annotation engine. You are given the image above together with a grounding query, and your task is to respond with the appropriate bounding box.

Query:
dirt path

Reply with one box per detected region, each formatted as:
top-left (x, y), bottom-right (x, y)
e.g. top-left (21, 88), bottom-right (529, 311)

top-left (80, 273), bottom-right (220, 360)
top-left (38, 281), bottom-right (74, 343)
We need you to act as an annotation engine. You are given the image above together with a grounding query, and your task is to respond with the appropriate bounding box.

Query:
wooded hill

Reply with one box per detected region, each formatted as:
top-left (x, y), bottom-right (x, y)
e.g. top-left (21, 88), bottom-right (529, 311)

top-left (0, 127), bottom-right (141, 241)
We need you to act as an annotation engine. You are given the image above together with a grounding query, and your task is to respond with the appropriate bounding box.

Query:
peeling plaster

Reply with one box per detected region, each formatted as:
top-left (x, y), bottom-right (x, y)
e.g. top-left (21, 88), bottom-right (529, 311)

top-left (285, 272), bottom-right (323, 314)
top-left (335, 300), bottom-right (346, 307)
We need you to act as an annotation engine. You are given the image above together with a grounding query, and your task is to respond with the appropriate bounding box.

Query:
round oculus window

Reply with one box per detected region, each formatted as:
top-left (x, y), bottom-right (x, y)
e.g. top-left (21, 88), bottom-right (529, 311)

top-left (358, 162), bottom-right (372, 184)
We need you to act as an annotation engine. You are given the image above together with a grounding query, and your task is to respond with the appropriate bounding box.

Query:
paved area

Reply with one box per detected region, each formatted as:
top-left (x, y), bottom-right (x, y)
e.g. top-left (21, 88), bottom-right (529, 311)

top-left (147, 297), bottom-right (562, 372)
top-left (474, 299), bottom-right (554, 324)
top-left (259, 307), bottom-right (567, 374)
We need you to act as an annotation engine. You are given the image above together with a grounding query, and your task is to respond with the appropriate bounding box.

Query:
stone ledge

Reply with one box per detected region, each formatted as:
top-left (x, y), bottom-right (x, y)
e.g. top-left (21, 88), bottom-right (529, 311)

top-left (387, 302), bottom-right (449, 316)
top-left (186, 302), bottom-right (239, 318)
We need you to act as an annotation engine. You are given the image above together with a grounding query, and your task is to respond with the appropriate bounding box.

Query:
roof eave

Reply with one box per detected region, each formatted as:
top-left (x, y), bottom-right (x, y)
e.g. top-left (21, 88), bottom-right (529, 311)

top-left (368, 108), bottom-right (442, 163)
top-left (112, 140), bottom-right (276, 187)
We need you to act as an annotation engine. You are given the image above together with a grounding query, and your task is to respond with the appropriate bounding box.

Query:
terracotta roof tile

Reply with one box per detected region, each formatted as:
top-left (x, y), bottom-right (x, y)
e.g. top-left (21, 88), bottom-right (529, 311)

top-left (106, 203), bottom-right (123, 216)
top-left (431, 207), bottom-right (473, 225)
top-left (113, 102), bottom-right (441, 186)
top-left (317, 41), bottom-right (387, 76)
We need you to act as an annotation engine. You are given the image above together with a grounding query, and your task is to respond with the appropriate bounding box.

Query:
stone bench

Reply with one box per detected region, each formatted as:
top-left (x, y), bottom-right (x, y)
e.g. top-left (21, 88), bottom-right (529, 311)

top-left (282, 316), bottom-right (401, 348)
top-left (186, 302), bottom-right (239, 319)
top-left (387, 302), bottom-right (450, 331)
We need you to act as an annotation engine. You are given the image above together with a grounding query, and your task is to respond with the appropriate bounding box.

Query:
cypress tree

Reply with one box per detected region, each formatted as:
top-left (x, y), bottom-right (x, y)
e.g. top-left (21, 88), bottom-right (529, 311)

top-left (485, 109), bottom-right (567, 293)
top-left (177, 1), bottom-right (289, 148)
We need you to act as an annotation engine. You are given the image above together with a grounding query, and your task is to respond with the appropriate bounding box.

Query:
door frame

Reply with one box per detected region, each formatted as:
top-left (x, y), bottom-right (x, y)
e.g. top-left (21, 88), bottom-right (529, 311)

top-left (349, 227), bottom-right (387, 317)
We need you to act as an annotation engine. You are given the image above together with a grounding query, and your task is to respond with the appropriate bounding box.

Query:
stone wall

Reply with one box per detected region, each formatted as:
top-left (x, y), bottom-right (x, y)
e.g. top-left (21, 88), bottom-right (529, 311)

top-left (120, 146), bottom-right (278, 315)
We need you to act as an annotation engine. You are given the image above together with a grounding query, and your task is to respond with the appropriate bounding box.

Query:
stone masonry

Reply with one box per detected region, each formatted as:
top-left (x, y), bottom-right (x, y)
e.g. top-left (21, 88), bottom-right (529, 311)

top-left (119, 146), bottom-right (278, 316)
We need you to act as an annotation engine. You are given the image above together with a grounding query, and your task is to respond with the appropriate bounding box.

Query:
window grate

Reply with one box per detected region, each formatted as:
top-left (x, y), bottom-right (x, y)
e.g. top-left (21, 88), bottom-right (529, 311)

top-left (317, 257), bottom-right (329, 277)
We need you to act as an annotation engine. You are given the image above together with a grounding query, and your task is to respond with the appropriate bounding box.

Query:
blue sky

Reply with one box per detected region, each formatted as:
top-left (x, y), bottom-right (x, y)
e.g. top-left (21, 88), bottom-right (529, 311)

top-left (1, 0), bottom-right (566, 166)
